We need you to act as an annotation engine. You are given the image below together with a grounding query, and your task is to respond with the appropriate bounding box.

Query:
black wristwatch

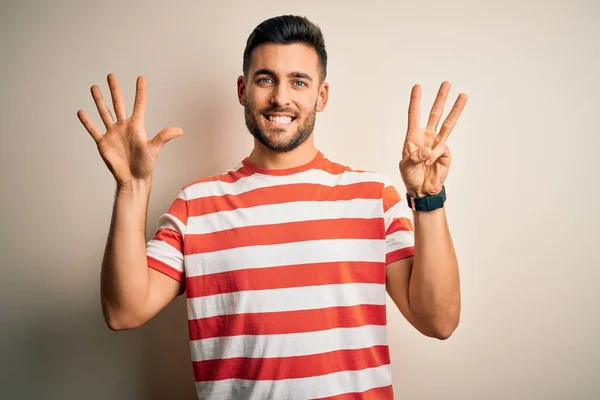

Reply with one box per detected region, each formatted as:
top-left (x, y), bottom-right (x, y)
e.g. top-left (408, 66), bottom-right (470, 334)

top-left (406, 186), bottom-right (446, 211)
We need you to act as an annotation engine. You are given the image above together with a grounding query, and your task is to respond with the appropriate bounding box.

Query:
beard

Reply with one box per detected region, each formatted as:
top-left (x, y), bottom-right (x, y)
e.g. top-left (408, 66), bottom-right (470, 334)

top-left (244, 103), bottom-right (317, 153)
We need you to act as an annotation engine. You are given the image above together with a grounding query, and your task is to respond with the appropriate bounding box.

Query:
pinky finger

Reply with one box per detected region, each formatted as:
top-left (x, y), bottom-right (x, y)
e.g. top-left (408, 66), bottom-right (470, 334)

top-left (425, 142), bottom-right (451, 166)
top-left (77, 110), bottom-right (102, 143)
top-left (436, 146), bottom-right (452, 167)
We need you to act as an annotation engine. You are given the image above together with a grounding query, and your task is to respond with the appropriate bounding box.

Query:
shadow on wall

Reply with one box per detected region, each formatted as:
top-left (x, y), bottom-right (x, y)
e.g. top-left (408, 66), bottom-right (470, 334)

top-left (0, 77), bottom-right (233, 400)
top-left (2, 300), bottom-right (144, 400)
top-left (139, 297), bottom-right (197, 400)
top-left (0, 78), bottom-right (233, 400)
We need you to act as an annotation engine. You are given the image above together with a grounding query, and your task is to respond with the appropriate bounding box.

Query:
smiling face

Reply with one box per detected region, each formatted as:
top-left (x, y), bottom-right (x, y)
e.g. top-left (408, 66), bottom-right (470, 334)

top-left (237, 43), bottom-right (329, 153)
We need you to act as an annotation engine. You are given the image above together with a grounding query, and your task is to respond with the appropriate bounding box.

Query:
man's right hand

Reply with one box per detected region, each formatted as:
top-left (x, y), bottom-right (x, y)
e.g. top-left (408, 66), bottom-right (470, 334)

top-left (77, 73), bottom-right (183, 188)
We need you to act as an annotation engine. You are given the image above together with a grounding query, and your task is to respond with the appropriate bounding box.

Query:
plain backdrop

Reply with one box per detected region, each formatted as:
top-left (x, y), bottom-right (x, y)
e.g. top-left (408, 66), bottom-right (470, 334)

top-left (1, 0), bottom-right (599, 399)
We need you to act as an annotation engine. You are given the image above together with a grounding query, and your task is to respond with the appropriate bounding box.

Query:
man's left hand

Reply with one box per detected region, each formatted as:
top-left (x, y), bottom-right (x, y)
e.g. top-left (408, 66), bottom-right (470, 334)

top-left (399, 81), bottom-right (468, 198)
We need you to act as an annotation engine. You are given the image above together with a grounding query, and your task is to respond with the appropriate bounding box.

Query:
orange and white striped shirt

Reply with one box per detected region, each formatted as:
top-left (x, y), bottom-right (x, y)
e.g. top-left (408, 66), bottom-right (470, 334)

top-left (146, 151), bottom-right (415, 399)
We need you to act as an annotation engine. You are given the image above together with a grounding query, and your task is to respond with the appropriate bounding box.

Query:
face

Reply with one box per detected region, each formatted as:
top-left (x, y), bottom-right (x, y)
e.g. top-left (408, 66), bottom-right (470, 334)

top-left (237, 43), bottom-right (329, 153)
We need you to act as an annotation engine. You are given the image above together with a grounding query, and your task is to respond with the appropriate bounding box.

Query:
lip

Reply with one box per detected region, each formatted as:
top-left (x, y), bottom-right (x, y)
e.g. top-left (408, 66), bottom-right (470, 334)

top-left (264, 113), bottom-right (296, 118)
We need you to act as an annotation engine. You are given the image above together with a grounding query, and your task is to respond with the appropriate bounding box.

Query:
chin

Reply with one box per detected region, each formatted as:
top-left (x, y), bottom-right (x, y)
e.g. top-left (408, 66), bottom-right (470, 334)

top-left (256, 131), bottom-right (304, 153)
top-left (261, 139), bottom-right (297, 152)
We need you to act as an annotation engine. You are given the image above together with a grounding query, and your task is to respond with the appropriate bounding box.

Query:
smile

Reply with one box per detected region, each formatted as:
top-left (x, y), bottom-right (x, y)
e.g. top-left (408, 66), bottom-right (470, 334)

top-left (263, 114), bottom-right (296, 126)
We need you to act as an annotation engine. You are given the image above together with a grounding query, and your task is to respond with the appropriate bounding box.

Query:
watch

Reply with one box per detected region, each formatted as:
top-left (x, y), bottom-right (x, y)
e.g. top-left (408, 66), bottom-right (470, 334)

top-left (406, 186), bottom-right (446, 211)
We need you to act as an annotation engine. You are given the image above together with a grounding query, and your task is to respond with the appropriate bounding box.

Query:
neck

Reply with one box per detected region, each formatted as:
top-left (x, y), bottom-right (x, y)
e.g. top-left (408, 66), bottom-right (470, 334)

top-left (248, 138), bottom-right (318, 170)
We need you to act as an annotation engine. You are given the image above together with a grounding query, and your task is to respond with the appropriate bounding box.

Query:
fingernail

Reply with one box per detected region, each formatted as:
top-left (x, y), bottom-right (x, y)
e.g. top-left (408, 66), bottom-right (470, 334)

top-left (425, 159), bottom-right (431, 166)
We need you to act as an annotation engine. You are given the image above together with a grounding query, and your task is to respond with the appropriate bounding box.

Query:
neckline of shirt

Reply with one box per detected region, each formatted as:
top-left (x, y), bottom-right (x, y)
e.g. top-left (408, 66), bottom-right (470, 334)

top-left (241, 151), bottom-right (324, 176)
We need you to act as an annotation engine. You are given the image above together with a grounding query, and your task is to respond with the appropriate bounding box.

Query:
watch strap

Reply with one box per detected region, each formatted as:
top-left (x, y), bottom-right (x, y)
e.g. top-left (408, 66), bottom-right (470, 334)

top-left (406, 186), bottom-right (446, 211)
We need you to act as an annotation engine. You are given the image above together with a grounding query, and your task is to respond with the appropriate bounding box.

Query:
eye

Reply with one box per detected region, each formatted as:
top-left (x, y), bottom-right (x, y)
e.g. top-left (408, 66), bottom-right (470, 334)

top-left (257, 77), bottom-right (273, 84)
top-left (293, 81), bottom-right (307, 87)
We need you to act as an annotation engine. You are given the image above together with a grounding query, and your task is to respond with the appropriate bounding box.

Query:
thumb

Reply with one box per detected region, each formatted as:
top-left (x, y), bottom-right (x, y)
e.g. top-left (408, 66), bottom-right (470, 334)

top-left (401, 147), bottom-right (431, 169)
top-left (149, 127), bottom-right (183, 151)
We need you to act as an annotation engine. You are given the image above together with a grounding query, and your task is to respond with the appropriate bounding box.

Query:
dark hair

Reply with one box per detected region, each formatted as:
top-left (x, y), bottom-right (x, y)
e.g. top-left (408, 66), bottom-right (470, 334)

top-left (243, 15), bottom-right (327, 83)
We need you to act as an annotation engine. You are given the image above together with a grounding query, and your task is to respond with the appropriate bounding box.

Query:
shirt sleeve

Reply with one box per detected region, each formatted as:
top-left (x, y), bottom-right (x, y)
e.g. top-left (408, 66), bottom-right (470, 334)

top-left (382, 180), bottom-right (415, 264)
top-left (146, 189), bottom-right (188, 294)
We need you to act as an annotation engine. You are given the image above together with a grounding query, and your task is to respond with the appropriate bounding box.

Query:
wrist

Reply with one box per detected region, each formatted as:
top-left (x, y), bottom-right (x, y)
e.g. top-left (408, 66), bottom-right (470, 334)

top-left (406, 186), bottom-right (446, 212)
top-left (406, 186), bottom-right (444, 198)
top-left (117, 178), bottom-right (152, 195)
top-left (407, 189), bottom-right (426, 198)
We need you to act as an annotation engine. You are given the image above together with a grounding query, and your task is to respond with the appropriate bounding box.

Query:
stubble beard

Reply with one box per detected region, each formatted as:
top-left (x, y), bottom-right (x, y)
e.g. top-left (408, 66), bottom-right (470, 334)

top-left (244, 103), bottom-right (317, 153)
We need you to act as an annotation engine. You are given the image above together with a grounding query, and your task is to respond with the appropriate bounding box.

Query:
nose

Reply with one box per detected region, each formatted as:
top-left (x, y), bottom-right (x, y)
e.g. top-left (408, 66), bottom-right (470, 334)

top-left (270, 83), bottom-right (291, 107)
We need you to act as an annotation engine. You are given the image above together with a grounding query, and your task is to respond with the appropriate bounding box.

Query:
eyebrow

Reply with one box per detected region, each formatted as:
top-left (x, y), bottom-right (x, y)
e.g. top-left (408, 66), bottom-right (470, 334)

top-left (253, 68), bottom-right (313, 82)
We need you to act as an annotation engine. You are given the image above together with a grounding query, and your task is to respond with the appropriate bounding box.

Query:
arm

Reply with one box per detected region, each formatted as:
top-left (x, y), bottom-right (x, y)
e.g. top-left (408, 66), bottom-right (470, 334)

top-left (387, 81), bottom-right (467, 339)
top-left (77, 73), bottom-right (184, 330)
top-left (101, 179), bottom-right (181, 331)
top-left (386, 207), bottom-right (460, 339)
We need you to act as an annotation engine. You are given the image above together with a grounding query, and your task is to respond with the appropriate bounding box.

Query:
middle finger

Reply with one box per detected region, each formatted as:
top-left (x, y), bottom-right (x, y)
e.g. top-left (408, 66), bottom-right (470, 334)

top-left (426, 81), bottom-right (450, 132)
top-left (107, 73), bottom-right (127, 122)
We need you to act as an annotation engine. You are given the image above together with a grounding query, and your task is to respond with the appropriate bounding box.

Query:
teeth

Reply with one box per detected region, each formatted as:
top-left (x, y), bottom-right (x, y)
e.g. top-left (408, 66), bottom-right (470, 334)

top-left (269, 115), bottom-right (293, 124)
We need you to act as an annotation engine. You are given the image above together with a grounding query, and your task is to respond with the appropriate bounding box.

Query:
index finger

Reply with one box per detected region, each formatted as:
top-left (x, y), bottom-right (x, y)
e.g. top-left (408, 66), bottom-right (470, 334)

top-left (407, 84), bottom-right (421, 131)
top-left (132, 75), bottom-right (147, 121)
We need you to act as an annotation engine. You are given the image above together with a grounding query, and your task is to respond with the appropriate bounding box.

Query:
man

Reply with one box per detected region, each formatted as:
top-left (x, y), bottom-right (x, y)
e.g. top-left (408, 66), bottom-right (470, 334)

top-left (77, 15), bottom-right (466, 400)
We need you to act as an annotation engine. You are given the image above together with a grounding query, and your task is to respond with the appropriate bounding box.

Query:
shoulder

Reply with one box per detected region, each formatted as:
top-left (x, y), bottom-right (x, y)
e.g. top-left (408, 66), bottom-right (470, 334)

top-left (180, 162), bottom-right (250, 196)
top-left (321, 156), bottom-right (406, 206)
top-left (320, 155), bottom-right (388, 182)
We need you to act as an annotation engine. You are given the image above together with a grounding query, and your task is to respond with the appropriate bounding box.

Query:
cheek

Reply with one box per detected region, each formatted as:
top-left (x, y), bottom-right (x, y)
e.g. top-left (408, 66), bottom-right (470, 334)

top-left (295, 94), bottom-right (315, 110)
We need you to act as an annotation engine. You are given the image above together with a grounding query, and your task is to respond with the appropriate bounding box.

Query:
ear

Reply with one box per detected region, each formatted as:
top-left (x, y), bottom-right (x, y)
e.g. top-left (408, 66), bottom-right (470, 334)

top-left (316, 81), bottom-right (329, 112)
top-left (237, 75), bottom-right (246, 106)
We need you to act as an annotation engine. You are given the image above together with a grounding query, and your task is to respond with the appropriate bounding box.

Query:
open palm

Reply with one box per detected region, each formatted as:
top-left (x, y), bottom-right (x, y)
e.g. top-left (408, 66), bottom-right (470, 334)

top-left (399, 81), bottom-right (468, 198)
top-left (77, 73), bottom-right (182, 188)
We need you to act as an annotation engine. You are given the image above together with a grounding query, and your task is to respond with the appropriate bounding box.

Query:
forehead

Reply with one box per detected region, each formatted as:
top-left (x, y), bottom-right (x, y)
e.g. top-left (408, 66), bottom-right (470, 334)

top-left (249, 43), bottom-right (320, 76)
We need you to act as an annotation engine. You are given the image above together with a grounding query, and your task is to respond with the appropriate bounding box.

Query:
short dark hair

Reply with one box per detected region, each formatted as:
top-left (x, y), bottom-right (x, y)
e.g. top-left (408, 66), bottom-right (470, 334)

top-left (243, 15), bottom-right (327, 83)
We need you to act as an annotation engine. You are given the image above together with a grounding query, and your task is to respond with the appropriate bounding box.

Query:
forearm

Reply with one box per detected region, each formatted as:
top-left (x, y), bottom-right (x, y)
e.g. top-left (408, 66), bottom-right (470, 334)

top-left (101, 179), bottom-right (152, 329)
top-left (408, 207), bottom-right (461, 337)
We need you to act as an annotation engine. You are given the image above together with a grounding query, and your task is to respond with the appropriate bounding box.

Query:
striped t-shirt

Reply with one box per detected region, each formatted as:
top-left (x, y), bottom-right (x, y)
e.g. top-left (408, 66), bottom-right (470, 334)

top-left (146, 151), bottom-right (415, 399)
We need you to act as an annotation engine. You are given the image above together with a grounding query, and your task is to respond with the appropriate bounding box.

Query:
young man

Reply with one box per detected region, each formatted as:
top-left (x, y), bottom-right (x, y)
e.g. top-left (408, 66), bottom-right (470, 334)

top-left (78, 14), bottom-right (466, 400)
